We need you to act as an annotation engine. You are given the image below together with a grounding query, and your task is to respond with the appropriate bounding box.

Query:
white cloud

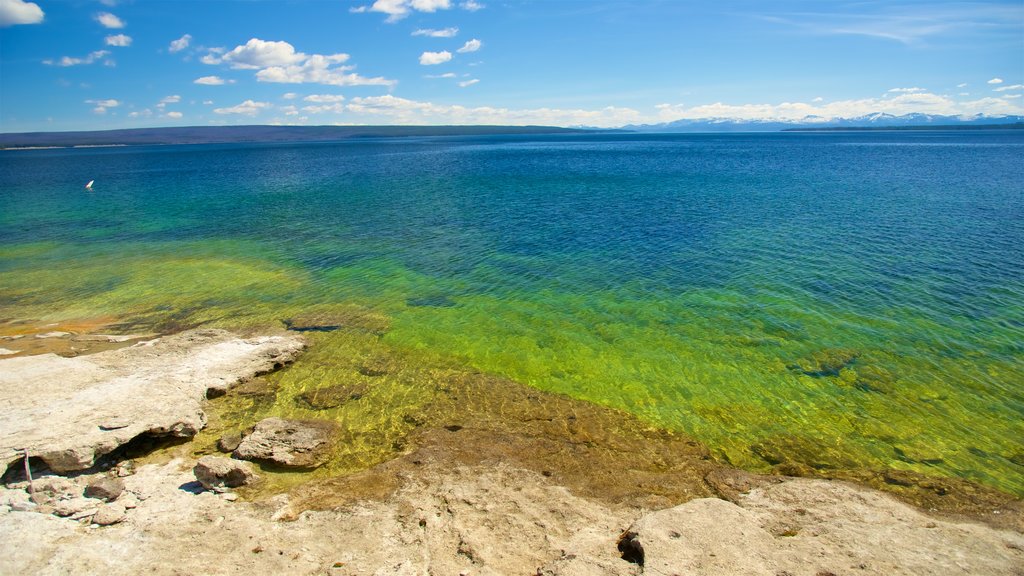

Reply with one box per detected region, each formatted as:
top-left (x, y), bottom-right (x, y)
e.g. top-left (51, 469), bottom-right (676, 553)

top-left (304, 94), bottom-right (346, 103)
top-left (419, 50), bottom-right (452, 65)
top-left (993, 84), bottom-right (1024, 92)
top-left (458, 78), bottom-right (479, 87)
top-left (302, 103), bottom-right (346, 114)
top-left (213, 99), bottom-right (271, 115)
top-left (959, 92), bottom-right (970, 96)
top-left (887, 87), bottom-right (925, 93)
top-left (128, 109), bottom-right (152, 118)
top-left (352, 0), bottom-right (452, 22)
top-left (169, 34), bottom-right (192, 53)
top-left (219, 38), bottom-right (309, 69)
top-left (343, 94), bottom-right (643, 127)
top-left (280, 105), bottom-right (299, 116)
top-left (0, 0), bottom-right (44, 27)
top-left (957, 83), bottom-right (968, 88)
top-left (412, 27), bottom-right (458, 37)
top-left (86, 98), bottom-right (120, 114)
top-left (156, 95), bottom-right (181, 110)
top-left (105, 34), bottom-right (132, 47)
top-left (812, 97), bottom-right (823, 102)
top-left (202, 100), bottom-right (213, 105)
top-left (256, 54), bottom-right (395, 87)
top-left (195, 75), bottom-right (233, 85)
top-left (165, 111), bottom-right (183, 119)
top-left (460, 0), bottom-right (483, 11)
top-left (1004, 94), bottom-right (1022, 99)
top-left (95, 12), bottom-right (125, 29)
top-left (456, 39), bottom-right (481, 53)
top-left (988, 77), bottom-right (1004, 84)
top-left (43, 50), bottom-right (111, 67)
top-left (426, 72), bottom-right (457, 79)
top-left (282, 92), bottom-right (298, 99)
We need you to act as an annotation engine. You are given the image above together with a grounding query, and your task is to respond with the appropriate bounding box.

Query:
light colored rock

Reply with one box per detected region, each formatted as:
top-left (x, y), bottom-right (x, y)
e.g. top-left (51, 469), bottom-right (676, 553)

top-left (234, 418), bottom-right (336, 469)
top-left (91, 503), bottom-right (126, 526)
top-left (193, 456), bottom-right (259, 492)
top-left (0, 347), bottom-right (17, 355)
top-left (34, 331), bottom-right (70, 339)
top-left (0, 329), bottom-right (305, 473)
top-left (52, 497), bottom-right (99, 518)
top-left (625, 478), bottom-right (1024, 576)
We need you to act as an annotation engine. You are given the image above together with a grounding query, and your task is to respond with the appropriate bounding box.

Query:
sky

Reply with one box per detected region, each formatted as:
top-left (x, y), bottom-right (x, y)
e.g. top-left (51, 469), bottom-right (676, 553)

top-left (0, 0), bottom-right (1022, 131)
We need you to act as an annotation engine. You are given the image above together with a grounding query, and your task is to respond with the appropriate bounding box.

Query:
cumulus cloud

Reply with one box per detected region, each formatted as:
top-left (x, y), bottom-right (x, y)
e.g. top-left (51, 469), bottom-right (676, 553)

top-left (988, 77), bottom-right (1003, 84)
top-left (1004, 94), bottom-right (1022, 99)
top-left (887, 87), bottom-right (925, 93)
top-left (95, 12), bottom-right (125, 29)
top-left (257, 55), bottom-right (395, 87)
top-left (957, 83), bottom-right (968, 88)
top-left (0, 0), bottom-right (44, 27)
top-left (156, 95), bottom-right (180, 109)
top-left (213, 99), bottom-right (271, 115)
top-left (456, 39), bottom-right (481, 53)
top-left (282, 92), bottom-right (298, 99)
top-left (460, 0), bottom-right (483, 11)
top-left (194, 75), bottom-right (233, 85)
top-left (280, 105), bottom-right (299, 116)
top-left (352, 0), bottom-right (451, 22)
top-left (169, 34), bottom-right (192, 53)
top-left (413, 27), bottom-right (458, 37)
top-left (43, 50), bottom-right (111, 67)
top-left (302, 103), bottom-right (346, 114)
top-left (304, 94), bottom-right (345, 102)
top-left (218, 38), bottom-right (308, 69)
top-left (419, 50), bottom-right (452, 65)
top-left (993, 84), bottom-right (1024, 92)
top-left (86, 98), bottom-right (120, 114)
top-left (426, 72), bottom-right (456, 78)
top-left (812, 97), bottom-right (824, 102)
top-left (458, 78), bottom-right (479, 87)
top-left (165, 111), bottom-right (183, 119)
top-left (105, 34), bottom-right (132, 47)
top-left (128, 109), bottom-right (152, 118)
top-left (203, 38), bottom-right (395, 88)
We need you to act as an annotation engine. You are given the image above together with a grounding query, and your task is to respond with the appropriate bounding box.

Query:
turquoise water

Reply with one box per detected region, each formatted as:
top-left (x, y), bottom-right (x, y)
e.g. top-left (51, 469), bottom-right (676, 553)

top-left (2, 132), bottom-right (1022, 494)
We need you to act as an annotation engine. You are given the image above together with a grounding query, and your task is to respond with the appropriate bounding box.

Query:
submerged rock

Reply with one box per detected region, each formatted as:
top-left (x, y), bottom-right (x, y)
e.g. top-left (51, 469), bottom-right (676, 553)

top-left (233, 418), bottom-right (337, 469)
top-left (283, 306), bottom-right (390, 335)
top-left (193, 456), bottom-right (259, 491)
top-left (787, 348), bottom-right (858, 378)
top-left (294, 381), bottom-right (371, 410)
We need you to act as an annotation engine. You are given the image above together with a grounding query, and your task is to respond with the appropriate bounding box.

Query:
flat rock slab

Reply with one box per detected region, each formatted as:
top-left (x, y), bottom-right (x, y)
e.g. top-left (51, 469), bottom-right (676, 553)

top-left (234, 418), bottom-right (337, 469)
top-left (0, 329), bottom-right (305, 473)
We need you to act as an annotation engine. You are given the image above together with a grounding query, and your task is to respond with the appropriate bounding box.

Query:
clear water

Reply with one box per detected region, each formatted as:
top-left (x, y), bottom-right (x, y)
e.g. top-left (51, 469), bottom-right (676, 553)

top-left (2, 132), bottom-right (1022, 494)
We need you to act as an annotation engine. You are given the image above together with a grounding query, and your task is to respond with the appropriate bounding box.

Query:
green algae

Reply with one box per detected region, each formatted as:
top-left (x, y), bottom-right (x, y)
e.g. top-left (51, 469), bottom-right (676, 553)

top-left (1, 239), bottom-right (1022, 498)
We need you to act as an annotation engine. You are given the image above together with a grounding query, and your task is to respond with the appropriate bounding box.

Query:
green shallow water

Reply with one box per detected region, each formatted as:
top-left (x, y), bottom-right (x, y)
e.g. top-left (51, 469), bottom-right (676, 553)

top-left (1, 132), bottom-right (1022, 494)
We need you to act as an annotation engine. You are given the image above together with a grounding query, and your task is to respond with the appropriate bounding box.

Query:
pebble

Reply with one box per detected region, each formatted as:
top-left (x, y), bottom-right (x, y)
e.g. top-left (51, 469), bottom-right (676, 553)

top-left (92, 503), bottom-right (127, 526)
top-left (221, 493), bottom-right (239, 502)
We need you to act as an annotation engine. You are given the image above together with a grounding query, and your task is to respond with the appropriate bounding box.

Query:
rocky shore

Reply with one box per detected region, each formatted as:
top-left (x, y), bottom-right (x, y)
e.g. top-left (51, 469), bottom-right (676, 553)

top-left (0, 327), bottom-right (1021, 575)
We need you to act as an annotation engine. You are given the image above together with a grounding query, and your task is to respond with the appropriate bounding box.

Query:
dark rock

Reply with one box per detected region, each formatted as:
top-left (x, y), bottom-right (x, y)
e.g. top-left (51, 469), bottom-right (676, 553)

top-left (283, 307), bottom-right (390, 335)
top-left (233, 417), bottom-right (337, 469)
top-left (217, 432), bottom-right (243, 453)
top-left (294, 381), bottom-right (371, 410)
top-left (406, 295), bottom-right (457, 308)
top-left (616, 530), bottom-right (645, 565)
top-left (193, 455), bottom-right (259, 491)
top-left (84, 477), bottom-right (125, 502)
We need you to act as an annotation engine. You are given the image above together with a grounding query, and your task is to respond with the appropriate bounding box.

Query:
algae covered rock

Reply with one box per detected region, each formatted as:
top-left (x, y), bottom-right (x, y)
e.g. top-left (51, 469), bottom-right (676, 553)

top-left (233, 417), bottom-right (337, 469)
top-left (294, 381), bottom-right (372, 410)
top-left (283, 306), bottom-right (390, 335)
top-left (787, 348), bottom-right (858, 378)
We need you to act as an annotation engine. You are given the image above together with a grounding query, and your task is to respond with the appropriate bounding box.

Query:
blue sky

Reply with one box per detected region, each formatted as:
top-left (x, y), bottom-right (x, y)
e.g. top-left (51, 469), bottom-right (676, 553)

top-left (1, 0), bottom-right (1022, 131)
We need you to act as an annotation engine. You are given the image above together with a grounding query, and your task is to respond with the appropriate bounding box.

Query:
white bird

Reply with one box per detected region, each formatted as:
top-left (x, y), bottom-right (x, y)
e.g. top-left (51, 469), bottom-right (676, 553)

top-left (85, 180), bottom-right (94, 190)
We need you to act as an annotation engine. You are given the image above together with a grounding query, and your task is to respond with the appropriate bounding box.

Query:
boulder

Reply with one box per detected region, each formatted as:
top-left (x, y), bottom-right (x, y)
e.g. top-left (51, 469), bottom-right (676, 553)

top-left (91, 502), bottom-right (126, 526)
top-left (193, 456), bottom-right (259, 491)
top-left (233, 418), bottom-right (336, 469)
top-left (84, 477), bottom-right (125, 502)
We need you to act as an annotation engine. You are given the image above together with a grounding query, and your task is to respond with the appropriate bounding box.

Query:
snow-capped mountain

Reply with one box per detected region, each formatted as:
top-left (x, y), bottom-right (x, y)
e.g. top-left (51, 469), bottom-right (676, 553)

top-left (624, 113), bottom-right (1024, 132)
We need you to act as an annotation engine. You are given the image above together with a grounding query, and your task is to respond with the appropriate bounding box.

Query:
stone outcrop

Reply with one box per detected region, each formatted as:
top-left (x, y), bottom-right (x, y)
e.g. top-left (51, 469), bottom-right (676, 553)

top-left (0, 329), bottom-right (305, 473)
top-left (233, 418), bottom-right (337, 469)
top-left (193, 456), bottom-right (259, 492)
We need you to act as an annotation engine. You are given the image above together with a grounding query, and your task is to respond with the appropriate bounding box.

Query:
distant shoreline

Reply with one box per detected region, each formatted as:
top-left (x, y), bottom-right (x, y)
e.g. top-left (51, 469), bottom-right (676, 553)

top-left (0, 124), bottom-right (607, 150)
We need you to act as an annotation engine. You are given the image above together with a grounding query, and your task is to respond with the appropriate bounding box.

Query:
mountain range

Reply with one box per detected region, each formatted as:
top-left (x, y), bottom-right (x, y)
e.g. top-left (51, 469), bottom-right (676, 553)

top-left (624, 113), bottom-right (1024, 132)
